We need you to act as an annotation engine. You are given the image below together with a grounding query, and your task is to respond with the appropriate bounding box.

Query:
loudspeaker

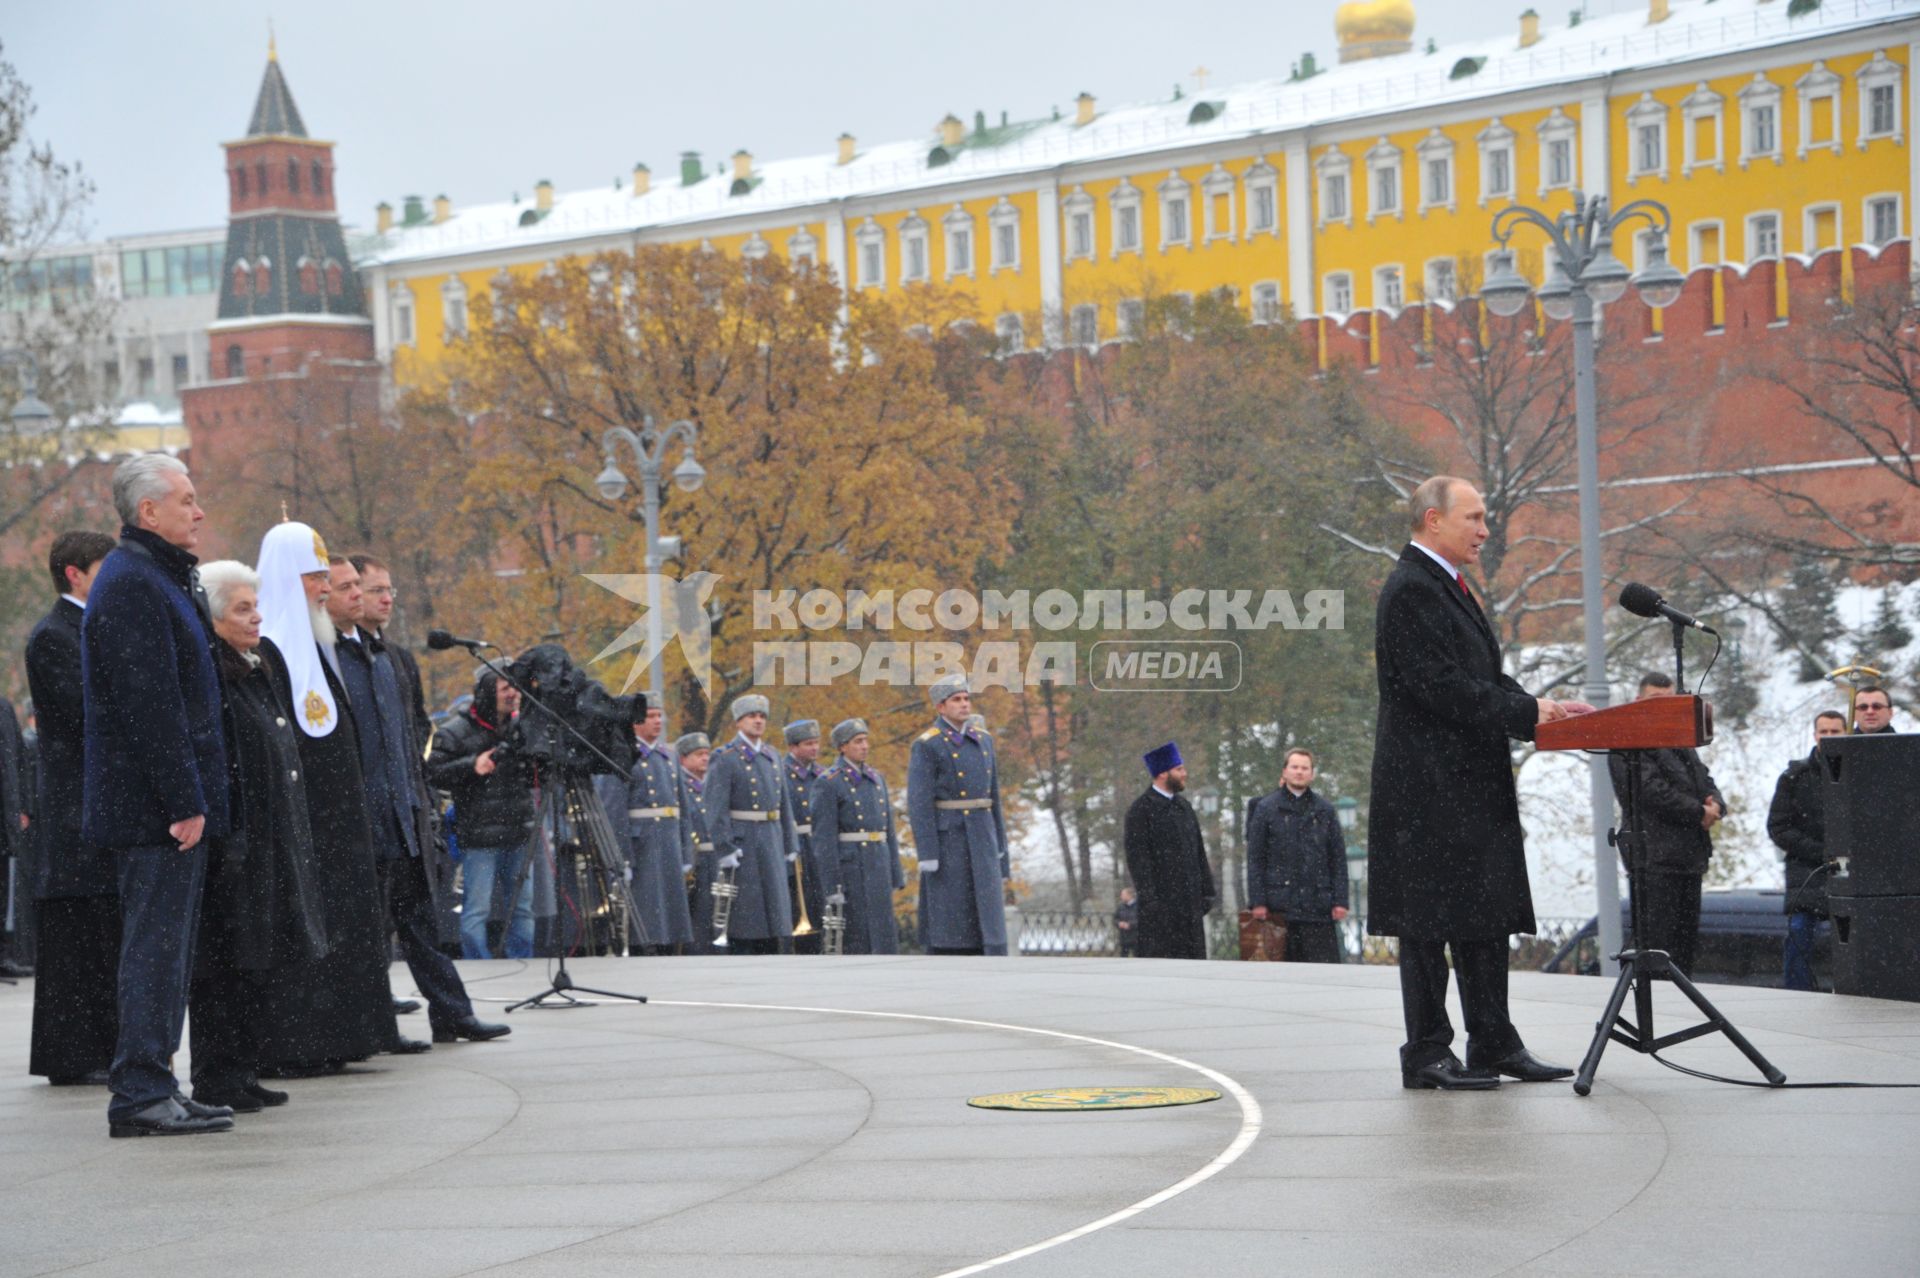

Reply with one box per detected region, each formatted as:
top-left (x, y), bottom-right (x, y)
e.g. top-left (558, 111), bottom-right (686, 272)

top-left (1828, 894), bottom-right (1920, 1003)
top-left (1820, 735), bottom-right (1920, 897)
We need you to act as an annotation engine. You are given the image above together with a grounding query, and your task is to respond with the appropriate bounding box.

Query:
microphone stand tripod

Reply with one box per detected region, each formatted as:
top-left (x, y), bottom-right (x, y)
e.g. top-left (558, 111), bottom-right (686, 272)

top-left (1572, 618), bottom-right (1783, 1095)
top-left (448, 640), bottom-right (647, 1013)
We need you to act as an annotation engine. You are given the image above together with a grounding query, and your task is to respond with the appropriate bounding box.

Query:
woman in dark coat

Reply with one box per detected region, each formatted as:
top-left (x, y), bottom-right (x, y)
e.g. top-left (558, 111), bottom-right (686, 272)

top-left (188, 562), bottom-right (330, 1109)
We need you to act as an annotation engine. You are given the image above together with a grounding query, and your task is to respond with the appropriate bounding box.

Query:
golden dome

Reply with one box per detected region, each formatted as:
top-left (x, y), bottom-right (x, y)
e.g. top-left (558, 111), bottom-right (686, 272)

top-left (1335, 0), bottom-right (1415, 62)
top-left (1336, 0), bottom-right (1416, 44)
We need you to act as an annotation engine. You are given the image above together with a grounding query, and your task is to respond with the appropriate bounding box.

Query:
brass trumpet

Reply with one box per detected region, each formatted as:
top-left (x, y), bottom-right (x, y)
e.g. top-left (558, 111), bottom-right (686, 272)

top-left (711, 863), bottom-right (740, 948)
top-left (823, 885), bottom-right (847, 956)
top-left (791, 854), bottom-right (815, 937)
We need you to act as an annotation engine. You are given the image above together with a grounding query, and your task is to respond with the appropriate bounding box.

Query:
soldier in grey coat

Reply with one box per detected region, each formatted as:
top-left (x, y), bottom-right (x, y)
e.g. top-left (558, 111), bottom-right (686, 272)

top-left (678, 734), bottom-right (720, 954)
top-left (812, 718), bottom-right (904, 955)
top-left (598, 703), bottom-right (695, 954)
top-left (702, 694), bottom-right (798, 954)
top-left (783, 719), bottom-right (827, 953)
top-left (907, 677), bottom-right (1010, 955)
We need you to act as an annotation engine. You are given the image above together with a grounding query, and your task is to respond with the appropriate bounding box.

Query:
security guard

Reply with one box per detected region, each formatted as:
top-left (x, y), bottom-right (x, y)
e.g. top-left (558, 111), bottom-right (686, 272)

top-left (702, 694), bottom-right (798, 955)
top-left (783, 719), bottom-right (827, 954)
top-left (811, 718), bottom-right (904, 955)
top-left (907, 676), bottom-right (1010, 955)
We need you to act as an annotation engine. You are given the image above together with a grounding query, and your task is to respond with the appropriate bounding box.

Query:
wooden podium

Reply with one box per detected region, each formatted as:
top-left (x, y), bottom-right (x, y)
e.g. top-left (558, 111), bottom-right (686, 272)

top-left (1535, 692), bottom-right (1782, 1094)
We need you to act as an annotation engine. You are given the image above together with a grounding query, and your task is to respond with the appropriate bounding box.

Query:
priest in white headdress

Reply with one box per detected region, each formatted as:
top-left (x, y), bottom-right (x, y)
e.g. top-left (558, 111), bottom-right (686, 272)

top-left (249, 519), bottom-right (407, 1072)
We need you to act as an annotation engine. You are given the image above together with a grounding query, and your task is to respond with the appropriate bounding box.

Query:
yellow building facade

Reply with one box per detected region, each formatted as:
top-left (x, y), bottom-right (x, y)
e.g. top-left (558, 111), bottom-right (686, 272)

top-left (360, 0), bottom-right (1920, 375)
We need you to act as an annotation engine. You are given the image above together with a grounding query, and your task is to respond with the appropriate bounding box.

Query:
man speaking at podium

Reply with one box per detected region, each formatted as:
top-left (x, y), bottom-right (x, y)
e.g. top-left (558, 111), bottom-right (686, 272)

top-left (1370, 477), bottom-right (1589, 1090)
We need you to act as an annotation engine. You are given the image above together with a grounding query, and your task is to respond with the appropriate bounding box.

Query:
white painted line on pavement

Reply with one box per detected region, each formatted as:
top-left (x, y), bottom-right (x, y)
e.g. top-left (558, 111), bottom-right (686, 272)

top-left (653, 998), bottom-right (1264, 1277)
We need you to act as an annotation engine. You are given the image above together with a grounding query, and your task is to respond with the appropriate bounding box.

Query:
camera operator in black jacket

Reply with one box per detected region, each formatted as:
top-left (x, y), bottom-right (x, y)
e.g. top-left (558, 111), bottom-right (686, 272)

top-left (426, 672), bottom-right (538, 960)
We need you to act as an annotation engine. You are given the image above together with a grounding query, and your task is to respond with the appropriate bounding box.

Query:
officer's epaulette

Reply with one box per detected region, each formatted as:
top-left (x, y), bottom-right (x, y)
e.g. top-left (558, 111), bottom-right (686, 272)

top-left (917, 727), bottom-right (940, 742)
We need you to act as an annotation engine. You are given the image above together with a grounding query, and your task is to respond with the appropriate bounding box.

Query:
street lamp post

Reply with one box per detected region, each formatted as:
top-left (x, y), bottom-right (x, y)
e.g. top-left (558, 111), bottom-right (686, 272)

top-left (0, 349), bottom-right (56, 431)
top-left (1479, 191), bottom-right (1683, 976)
top-left (595, 415), bottom-right (705, 716)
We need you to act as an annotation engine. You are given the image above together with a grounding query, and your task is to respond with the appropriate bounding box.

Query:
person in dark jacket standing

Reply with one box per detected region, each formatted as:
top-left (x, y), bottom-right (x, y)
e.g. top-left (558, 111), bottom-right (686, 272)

top-left (1608, 672), bottom-right (1726, 979)
top-left (426, 671), bottom-right (537, 959)
top-left (82, 454), bottom-right (234, 1137)
top-left (26, 530), bottom-right (120, 1084)
top-left (188, 562), bottom-right (329, 1112)
top-left (1123, 742), bottom-right (1215, 960)
top-left (1246, 748), bottom-right (1350, 963)
top-left (1768, 710), bottom-right (1848, 991)
top-left (1, 693), bottom-right (30, 977)
top-left (1369, 477), bottom-right (1585, 1091)
top-left (784, 720), bottom-right (827, 954)
top-left (1113, 887), bottom-right (1140, 957)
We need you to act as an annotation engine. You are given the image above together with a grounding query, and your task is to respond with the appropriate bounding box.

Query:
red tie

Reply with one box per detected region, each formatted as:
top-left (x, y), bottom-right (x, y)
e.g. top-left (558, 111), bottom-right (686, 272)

top-left (1456, 574), bottom-right (1472, 604)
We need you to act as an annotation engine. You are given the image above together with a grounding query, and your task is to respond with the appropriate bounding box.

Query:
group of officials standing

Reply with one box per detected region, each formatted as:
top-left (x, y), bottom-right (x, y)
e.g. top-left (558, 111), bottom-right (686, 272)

top-left (592, 673), bottom-right (1011, 958)
top-left (26, 454), bottom-right (506, 1139)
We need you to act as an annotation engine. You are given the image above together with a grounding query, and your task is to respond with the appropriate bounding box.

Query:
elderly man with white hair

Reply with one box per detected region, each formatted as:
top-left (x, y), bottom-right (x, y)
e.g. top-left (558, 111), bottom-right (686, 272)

top-left (185, 561), bottom-right (328, 1113)
top-left (81, 453), bottom-right (234, 1137)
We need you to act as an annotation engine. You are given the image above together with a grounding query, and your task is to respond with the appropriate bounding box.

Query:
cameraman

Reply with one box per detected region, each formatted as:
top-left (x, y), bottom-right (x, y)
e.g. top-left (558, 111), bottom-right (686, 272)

top-left (428, 672), bottom-right (537, 960)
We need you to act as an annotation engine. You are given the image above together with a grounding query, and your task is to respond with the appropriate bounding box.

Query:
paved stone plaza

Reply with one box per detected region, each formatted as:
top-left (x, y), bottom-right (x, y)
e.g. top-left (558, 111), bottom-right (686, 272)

top-left (2, 956), bottom-right (1916, 1277)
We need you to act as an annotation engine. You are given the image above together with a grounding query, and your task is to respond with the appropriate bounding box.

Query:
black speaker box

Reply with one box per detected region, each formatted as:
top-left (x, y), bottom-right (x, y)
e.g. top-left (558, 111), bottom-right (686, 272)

top-left (1828, 894), bottom-right (1920, 1002)
top-left (1819, 734), bottom-right (1920, 897)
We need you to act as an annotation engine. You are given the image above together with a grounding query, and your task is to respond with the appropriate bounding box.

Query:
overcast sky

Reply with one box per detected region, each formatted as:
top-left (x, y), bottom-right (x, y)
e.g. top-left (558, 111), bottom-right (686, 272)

top-left (10, 0), bottom-right (1652, 242)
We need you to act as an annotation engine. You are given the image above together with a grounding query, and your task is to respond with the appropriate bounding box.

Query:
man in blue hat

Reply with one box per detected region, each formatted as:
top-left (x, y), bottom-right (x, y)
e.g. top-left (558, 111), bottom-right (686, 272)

top-left (783, 719), bottom-right (827, 954)
top-left (908, 677), bottom-right (1010, 955)
top-left (1122, 742), bottom-right (1215, 960)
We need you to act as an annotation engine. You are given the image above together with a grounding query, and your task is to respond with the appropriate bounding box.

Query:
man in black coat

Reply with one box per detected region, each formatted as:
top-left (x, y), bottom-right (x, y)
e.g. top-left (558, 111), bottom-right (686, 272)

top-left (1246, 748), bottom-right (1350, 963)
top-left (82, 454), bottom-right (234, 1137)
top-left (1369, 476), bottom-right (1586, 1090)
top-left (25, 530), bottom-right (120, 1083)
top-left (1122, 742), bottom-right (1215, 960)
top-left (1608, 672), bottom-right (1726, 978)
top-left (1768, 710), bottom-right (1848, 991)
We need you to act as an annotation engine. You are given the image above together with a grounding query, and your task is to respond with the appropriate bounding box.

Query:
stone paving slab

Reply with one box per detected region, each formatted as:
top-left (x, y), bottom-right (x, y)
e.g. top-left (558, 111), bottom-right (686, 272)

top-left (0, 956), bottom-right (1917, 1277)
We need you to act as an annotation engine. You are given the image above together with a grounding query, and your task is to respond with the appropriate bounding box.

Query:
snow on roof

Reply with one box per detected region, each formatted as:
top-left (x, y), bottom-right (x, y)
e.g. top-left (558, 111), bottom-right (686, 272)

top-left (360, 0), bottom-right (1919, 270)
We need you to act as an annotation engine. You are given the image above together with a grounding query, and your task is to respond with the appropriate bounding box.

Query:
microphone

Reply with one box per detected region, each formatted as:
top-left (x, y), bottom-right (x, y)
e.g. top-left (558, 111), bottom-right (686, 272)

top-left (426, 628), bottom-right (491, 651)
top-left (1618, 583), bottom-right (1717, 635)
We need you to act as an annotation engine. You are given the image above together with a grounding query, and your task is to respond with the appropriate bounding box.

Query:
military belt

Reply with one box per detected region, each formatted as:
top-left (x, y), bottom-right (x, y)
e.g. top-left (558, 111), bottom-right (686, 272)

top-left (838, 832), bottom-right (888, 843)
top-left (793, 822), bottom-right (813, 835)
top-left (693, 841), bottom-right (715, 853)
top-left (935, 799), bottom-right (993, 811)
top-left (628, 806), bottom-right (679, 819)
top-left (729, 809), bottom-right (779, 822)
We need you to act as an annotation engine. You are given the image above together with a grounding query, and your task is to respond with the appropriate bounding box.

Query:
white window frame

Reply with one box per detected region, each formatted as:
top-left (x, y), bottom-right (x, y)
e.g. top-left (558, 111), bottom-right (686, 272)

top-left (740, 232), bottom-right (771, 261)
top-left (1315, 147), bottom-right (1352, 228)
top-left (1117, 297), bottom-right (1145, 338)
top-left (1063, 187), bottom-right (1096, 262)
top-left (1626, 92), bottom-right (1668, 183)
top-left (1373, 264), bottom-right (1404, 314)
top-left (1364, 137), bottom-right (1402, 223)
top-left (488, 269), bottom-right (513, 324)
top-left (1245, 159), bottom-right (1279, 236)
top-left (994, 312), bottom-right (1024, 354)
top-left (1865, 193), bottom-right (1902, 247)
top-left (1158, 171), bottom-right (1193, 249)
top-left (1110, 179), bottom-right (1143, 257)
top-left (440, 276), bottom-right (468, 337)
top-left (1201, 164), bottom-right (1237, 243)
top-left (1324, 271), bottom-right (1353, 316)
top-left (898, 214), bottom-right (930, 283)
top-left (854, 217), bottom-right (886, 289)
top-left (1737, 74), bottom-right (1784, 168)
top-left (1537, 108), bottom-right (1577, 194)
top-left (943, 204), bottom-right (975, 278)
top-left (1796, 61), bottom-right (1843, 159)
top-left (392, 286), bottom-right (414, 346)
top-left (1857, 51), bottom-right (1904, 148)
top-left (988, 197), bottom-right (1021, 274)
top-left (1803, 202), bottom-right (1842, 254)
top-left (1250, 281), bottom-right (1281, 324)
top-left (1680, 82), bottom-right (1725, 177)
top-left (1069, 302), bottom-right (1099, 346)
top-left (1745, 211), bottom-right (1782, 262)
top-left (1415, 129), bottom-right (1456, 215)
top-left (786, 227), bottom-right (818, 267)
top-left (1477, 118), bottom-right (1515, 205)
top-left (1424, 258), bottom-right (1457, 305)
top-left (1688, 219), bottom-right (1725, 268)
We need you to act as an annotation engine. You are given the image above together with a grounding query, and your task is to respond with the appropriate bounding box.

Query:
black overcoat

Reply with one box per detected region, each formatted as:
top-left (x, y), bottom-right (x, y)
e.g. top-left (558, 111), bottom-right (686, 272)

top-left (26, 600), bottom-right (116, 900)
top-left (1767, 753), bottom-right (1829, 915)
top-left (1608, 745), bottom-right (1723, 877)
top-left (1367, 544), bottom-right (1540, 941)
top-left (1122, 787), bottom-right (1214, 959)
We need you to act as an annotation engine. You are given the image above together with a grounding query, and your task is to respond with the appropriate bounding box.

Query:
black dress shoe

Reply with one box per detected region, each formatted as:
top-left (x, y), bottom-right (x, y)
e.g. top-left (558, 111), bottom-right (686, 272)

top-left (1475, 1048), bottom-right (1575, 1082)
top-left (388, 1037), bottom-right (433, 1055)
top-left (1402, 1055), bottom-right (1502, 1090)
top-left (48, 1070), bottom-right (111, 1087)
top-left (109, 1098), bottom-right (234, 1138)
top-left (393, 998), bottom-right (423, 1015)
top-left (192, 1088), bottom-right (264, 1114)
top-left (432, 1016), bottom-right (511, 1043)
top-left (243, 1081), bottom-right (290, 1107)
top-left (174, 1092), bottom-right (235, 1119)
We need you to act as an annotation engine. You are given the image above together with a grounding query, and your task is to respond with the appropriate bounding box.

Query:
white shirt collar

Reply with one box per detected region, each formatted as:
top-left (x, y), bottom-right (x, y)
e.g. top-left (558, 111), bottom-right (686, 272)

top-left (1410, 540), bottom-right (1460, 581)
top-left (61, 593), bottom-right (85, 611)
top-left (735, 731), bottom-right (764, 756)
top-left (1152, 783), bottom-right (1176, 800)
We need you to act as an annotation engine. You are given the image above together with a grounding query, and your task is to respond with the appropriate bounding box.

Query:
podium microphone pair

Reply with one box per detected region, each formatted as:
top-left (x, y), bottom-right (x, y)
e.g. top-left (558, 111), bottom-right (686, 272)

top-left (1618, 582), bottom-right (1717, 636)
top-left (426, 628), bottom-right (492, 652)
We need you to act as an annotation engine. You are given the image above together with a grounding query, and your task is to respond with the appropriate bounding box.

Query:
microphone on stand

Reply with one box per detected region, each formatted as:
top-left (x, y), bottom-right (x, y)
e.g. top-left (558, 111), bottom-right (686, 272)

top-left (426, 628), bottom-right (493, 652)
top-left (1618, 583), bottom-right (1718, 636)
